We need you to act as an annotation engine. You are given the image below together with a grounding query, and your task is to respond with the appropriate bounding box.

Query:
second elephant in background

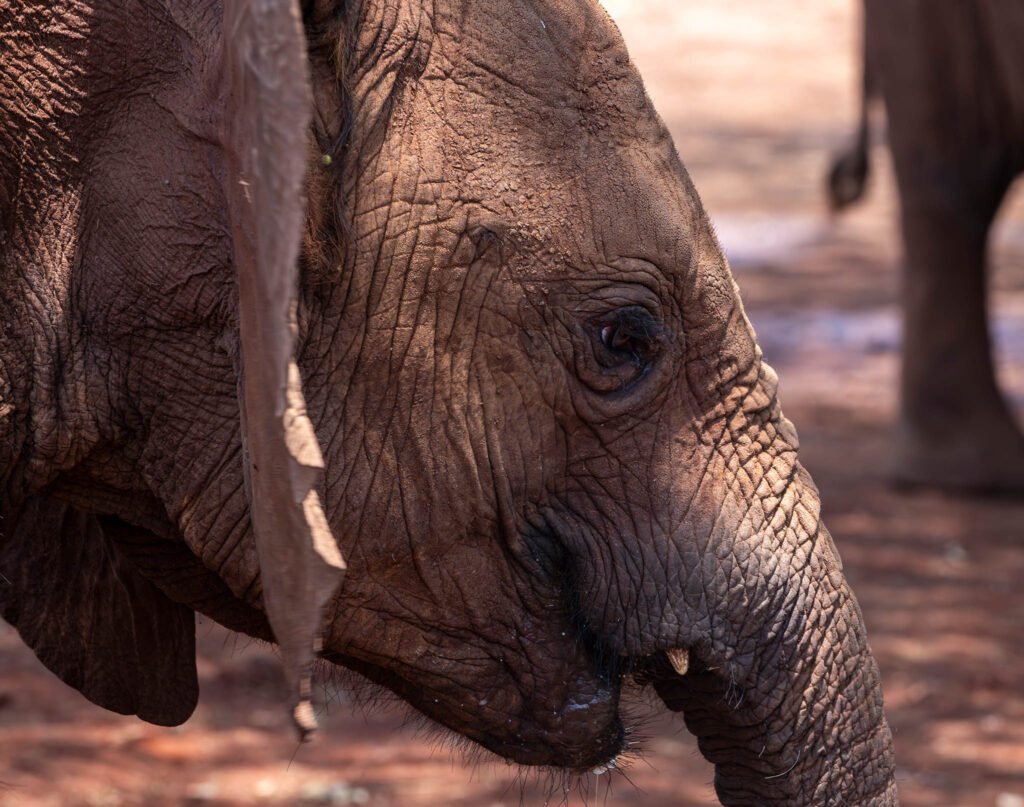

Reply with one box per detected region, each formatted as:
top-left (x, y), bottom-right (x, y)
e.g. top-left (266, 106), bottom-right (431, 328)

top-left (829, 0), bottom-right (1024, 492)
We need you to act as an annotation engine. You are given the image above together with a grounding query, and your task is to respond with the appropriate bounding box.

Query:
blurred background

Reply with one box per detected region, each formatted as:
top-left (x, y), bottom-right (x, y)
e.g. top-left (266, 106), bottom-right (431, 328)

top-left (2, 1), bottom-right (1023, 805)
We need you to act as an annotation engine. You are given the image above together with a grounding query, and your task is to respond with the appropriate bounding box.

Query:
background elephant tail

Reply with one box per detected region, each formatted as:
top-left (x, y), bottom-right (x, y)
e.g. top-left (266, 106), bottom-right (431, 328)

top-left (826, 6), bottom-right (877, 212)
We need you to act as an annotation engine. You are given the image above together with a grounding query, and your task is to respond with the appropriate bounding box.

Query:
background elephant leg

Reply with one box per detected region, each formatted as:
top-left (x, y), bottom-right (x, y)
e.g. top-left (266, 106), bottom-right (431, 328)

top-left (894, 170), bottom-right (1024, 491)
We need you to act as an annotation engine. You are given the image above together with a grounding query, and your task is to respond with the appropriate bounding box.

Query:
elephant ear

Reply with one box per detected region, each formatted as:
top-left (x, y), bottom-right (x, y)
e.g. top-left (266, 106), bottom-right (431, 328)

top-left (0, 496), bottom-right (198, 725)
top-left (222, 0), bottom-right (346, 739)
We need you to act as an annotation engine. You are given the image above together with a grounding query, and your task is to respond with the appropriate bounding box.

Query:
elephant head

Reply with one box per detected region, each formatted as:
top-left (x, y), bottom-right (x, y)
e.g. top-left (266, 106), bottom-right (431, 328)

top-left (0, 0), bottom-right (897, 803)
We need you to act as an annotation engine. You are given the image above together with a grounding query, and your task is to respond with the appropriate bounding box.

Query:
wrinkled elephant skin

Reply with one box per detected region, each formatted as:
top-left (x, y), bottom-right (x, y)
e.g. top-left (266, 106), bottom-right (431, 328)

top-left (0, 1), bottom-right (897, 804)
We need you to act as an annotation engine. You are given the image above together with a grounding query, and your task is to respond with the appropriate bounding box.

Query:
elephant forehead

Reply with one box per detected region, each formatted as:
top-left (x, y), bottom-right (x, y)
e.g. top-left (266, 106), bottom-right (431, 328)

top-left (349, 0), bottom-right (633, 101)
top-left (348, 0), bottom-right (674, 184)
top-left (436, 0), bottom-right (635, 111)
top-left (343, 0), bottom-right (720, 303)
top-left (429, 0), bottom-right (675, 172)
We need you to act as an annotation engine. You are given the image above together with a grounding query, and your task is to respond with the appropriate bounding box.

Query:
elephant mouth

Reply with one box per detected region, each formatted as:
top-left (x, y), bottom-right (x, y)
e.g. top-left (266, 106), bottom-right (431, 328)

top-left (473, 641), bottom-right (709, 773)
top-left (319, 626), bottom-right (711, 776)
top-left (510, 519), bottom-right (711, 769)
top-left (317, 523), bottom-right (707, 773)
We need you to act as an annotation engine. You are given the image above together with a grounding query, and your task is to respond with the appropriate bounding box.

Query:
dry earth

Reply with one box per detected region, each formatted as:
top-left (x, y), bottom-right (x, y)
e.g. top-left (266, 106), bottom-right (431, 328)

top-left (3, 1), bottom-right (1023, 805)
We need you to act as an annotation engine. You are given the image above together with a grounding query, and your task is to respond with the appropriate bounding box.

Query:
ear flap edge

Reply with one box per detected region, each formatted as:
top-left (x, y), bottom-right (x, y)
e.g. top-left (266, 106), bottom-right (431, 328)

top-left (222, 0), bottom-right (346, 739)
top-left (0, 497), bottom-right (198, 727)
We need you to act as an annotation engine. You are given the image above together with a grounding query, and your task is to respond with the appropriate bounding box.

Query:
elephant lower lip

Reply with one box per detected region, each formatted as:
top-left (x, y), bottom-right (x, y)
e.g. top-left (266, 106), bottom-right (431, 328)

top-left (320, 650), bottom-right (625, 772)
top-left (484, 709), bottom-right (626, 772)
top-left (534, 682), bottom-right (627, 771)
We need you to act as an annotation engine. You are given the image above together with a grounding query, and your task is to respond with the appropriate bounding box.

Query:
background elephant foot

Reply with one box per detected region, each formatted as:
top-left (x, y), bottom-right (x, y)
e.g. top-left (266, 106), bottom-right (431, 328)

top-left (890, 417), bottom-right (1024, 495)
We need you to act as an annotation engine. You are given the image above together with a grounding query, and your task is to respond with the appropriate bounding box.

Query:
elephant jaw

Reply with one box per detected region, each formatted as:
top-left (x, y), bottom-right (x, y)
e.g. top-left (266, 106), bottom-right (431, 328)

top-left (320, 632), bottom-right (629, 773)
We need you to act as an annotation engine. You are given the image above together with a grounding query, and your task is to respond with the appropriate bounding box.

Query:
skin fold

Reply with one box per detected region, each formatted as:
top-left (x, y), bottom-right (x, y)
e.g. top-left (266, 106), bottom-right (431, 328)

top-left (829, 0), bottom-right (1024, 492)
top-left (0, 0), bottom-right (898, 803)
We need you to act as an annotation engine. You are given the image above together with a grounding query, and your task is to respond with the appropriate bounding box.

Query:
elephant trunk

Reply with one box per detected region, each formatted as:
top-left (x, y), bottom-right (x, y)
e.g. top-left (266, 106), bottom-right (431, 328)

top-left (556, 357), bottom-right (897, 800)
top-left (650, 468), bottom-right (898, 805)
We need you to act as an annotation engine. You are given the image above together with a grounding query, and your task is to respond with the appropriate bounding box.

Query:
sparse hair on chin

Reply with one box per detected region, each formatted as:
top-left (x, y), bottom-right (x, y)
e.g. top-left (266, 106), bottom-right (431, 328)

top-left (310, 657), bottom-right (660, 806)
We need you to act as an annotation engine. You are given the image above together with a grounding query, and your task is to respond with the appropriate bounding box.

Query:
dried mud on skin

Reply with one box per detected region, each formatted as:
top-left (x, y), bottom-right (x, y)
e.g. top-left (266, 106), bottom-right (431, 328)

top-left (2, 1), bottom-right (1023, 805)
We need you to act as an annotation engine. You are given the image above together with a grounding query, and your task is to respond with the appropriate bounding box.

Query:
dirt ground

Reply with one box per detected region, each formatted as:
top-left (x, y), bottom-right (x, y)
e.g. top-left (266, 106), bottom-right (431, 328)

top-left (3, 1), bottom-right (1024, 805)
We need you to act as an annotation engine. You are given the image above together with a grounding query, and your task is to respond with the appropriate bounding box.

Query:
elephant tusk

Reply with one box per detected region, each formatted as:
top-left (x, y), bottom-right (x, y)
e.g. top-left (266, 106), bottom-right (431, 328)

top-left (666, 647), bottom-right (690, 676)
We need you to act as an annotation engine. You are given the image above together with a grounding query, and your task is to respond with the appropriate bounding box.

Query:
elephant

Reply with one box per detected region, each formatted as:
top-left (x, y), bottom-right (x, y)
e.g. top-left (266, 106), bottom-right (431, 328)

top-left (0, 0), bottom-right (898, 803)
top-left (828, 0), bottom-right (1024, 492)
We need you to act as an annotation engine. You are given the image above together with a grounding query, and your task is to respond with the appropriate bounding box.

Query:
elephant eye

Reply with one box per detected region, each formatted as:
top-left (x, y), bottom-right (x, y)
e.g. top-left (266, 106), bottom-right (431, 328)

top-left (600, 324), bottom-right (630, 353)
top-left (574, 304), bottom-right (671, 399)
top-left (594, 307), bottom-right (661, 370)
